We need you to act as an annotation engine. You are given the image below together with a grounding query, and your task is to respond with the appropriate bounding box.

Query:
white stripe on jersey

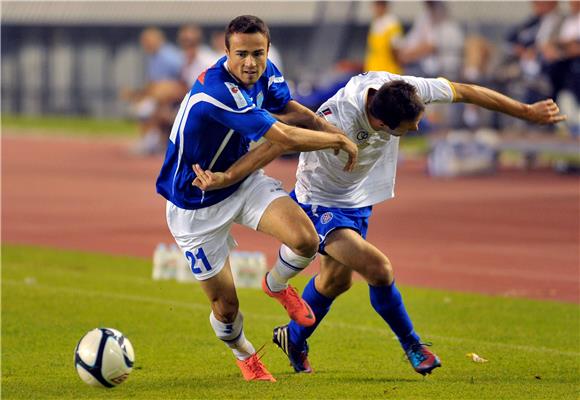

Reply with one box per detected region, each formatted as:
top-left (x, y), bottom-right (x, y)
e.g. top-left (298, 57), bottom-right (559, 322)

top-left (170, 92), bottom-right (256, 197)
top-left (170, 92), bottom-right (192, 144)
top-left (208, 129), bottom-right (234, 170)
top-left (268, 75), bottom-right (284, 89)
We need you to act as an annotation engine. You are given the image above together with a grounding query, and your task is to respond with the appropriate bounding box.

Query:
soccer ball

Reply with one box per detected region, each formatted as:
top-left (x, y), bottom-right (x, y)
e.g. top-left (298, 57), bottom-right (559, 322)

top-left (74, 328), bottom-right (135, 388)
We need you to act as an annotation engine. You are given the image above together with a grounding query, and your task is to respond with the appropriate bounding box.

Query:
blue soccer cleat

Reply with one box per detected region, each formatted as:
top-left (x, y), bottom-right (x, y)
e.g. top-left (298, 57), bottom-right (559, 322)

top-left (405, 342), bottom-right (441, 375)
top-left (272, 325), bottom-right (312, 373)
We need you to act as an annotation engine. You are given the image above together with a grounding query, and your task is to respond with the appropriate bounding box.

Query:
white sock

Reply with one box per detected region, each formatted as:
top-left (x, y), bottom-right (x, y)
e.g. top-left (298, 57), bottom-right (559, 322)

top-left (266, 244), bottom-right (315, 292)
top-left (209, 311), bottom-right (255, 360)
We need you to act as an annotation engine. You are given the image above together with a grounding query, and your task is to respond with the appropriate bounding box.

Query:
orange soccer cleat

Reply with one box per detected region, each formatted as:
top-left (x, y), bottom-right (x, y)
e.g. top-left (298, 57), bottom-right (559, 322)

top-left (262, 274), bottom-right (316, 327)
top-left (235, 352), bottom-right (276, 382)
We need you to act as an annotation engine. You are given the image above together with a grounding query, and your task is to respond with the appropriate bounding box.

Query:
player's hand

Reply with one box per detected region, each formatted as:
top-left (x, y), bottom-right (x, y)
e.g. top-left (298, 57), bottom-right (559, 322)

top-left (339, 137), bottom-right (358, 172)
top-left (526, 99), bottom-right (567, 125)
top-left (191, 164), bottom-right (229, 191)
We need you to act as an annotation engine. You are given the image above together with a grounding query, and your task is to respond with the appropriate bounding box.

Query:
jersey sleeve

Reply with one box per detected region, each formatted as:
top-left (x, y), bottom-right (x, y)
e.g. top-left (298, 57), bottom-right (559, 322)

top-left (263, 60), bottom-right (292, 113)
top-left (399, 75), bottom-right (455, 104)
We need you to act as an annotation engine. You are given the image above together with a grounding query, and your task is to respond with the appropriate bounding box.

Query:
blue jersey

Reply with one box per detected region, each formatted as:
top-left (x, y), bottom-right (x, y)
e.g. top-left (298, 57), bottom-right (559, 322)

top-left (156, 56), bottom-right (291, 210)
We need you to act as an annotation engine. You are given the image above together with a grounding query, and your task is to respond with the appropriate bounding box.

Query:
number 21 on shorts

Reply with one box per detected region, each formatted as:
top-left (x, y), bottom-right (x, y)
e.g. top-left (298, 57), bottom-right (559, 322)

top-left (185, 248), bottom-right (212, 275)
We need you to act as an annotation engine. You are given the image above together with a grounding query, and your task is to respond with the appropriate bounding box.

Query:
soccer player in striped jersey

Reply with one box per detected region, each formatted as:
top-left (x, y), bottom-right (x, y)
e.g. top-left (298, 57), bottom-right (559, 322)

top-left (156, 15), bottom-right (358, 382)
top-left (192, 71), bottom-right (565, 376)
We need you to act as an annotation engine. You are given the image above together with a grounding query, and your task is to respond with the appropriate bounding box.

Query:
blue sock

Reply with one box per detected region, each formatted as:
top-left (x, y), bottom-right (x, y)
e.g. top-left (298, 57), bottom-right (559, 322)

top-left (288, 275), bottom-right (334, 349)
top-left (369, 281), bottom-right (420, 351)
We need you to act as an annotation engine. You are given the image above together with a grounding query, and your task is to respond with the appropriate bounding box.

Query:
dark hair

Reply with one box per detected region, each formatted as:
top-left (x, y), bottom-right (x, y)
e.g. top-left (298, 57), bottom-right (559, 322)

top-left (369, 80), bottom-right (425, 129)
top-left (225, 15), bottom-right (270, 50)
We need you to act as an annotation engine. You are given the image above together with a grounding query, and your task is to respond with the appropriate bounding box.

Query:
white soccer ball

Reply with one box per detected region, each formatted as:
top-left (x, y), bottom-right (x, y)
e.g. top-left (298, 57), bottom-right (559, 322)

top-left (74, 328), bottom-right (135, 388)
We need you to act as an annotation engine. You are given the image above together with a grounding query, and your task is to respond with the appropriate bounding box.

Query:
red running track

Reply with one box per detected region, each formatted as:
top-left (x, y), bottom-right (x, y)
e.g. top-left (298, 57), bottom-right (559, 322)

top-left (2, 135), bottom-right (578, 303)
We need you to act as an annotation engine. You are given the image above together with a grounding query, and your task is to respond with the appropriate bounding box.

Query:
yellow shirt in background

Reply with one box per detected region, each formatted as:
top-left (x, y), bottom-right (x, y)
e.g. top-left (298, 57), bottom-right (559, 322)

top-left (364, 13), bottom-right (403, 74)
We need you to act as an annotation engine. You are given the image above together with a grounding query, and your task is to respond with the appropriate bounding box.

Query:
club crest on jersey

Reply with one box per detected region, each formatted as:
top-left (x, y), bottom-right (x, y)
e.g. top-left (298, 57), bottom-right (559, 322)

top-left (356, 130), bottom-right (369, 143)
top-left (320, 212), bottom-right (333, 224)
top-left (224, 82), bottom-right (248, 108)
top-left (256, 92), bottom-right (264, 108)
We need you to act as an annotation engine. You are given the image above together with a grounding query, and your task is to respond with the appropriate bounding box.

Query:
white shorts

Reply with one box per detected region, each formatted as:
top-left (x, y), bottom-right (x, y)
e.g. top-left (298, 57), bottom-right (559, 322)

top-left (166, 170), bottom-right (287, 281)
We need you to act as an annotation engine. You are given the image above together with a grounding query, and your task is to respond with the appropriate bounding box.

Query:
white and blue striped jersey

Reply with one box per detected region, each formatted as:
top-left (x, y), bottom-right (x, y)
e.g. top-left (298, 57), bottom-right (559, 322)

top-left (156, 56), bottom-right (291, 210)
top-left (294, 71), bottom-right (455, 208)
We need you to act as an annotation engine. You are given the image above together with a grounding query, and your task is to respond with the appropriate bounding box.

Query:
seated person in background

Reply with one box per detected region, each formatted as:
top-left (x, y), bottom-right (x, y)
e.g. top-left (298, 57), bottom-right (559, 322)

top-left (293, 60), bottom-right (362, 112)
top-left (122, 27), bottom-right (184, 155)
top-left (505, 1), bottom-right (563, 104)
top-left (461, 35), bottom-right (495, 129)
top-left (540, 0), bottom-right (580, 136)
top-left (178, 25), bottom-right (219, 88)
top-left (397, 1), bottom-right (464, 80)
top-left (396, 1), bottom-right (465, 130)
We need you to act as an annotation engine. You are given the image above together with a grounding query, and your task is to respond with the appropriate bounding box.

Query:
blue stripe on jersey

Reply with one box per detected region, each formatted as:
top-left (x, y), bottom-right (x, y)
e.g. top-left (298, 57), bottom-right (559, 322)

top-left (156, 56), bottom-right (292, 210)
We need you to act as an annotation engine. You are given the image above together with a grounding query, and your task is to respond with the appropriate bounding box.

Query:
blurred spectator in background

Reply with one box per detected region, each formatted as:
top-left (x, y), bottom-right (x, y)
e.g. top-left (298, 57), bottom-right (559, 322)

top-left (122, 27), bottom-right (184, 155)
top-left (460, 35), bottom-right (496, 129)
top-left (178, 25), bottom-right (218, 88)
top-left (504, 1), bottom-right (564, 104)
top-left (141, 27), bottom-right (183, 82)
top-left (396, 1), bottom-right (465, 130)
top-left (210, 31), bottom-right (227, 59)
top-left (397, 1), bottom-right (464, 80)
top-left (364, 1), bottom-right (403, 74)
top-left (540, 0), bottom-right (580, 135)
top-left (292, 60), bottom-right (362, 113)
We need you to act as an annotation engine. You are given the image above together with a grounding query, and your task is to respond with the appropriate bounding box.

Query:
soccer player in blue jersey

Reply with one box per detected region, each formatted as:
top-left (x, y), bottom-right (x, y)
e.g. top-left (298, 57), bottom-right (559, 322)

top-left (192, 70), bottom-right (565, 377)
top-left (156, 15), bottom-right (358, 382)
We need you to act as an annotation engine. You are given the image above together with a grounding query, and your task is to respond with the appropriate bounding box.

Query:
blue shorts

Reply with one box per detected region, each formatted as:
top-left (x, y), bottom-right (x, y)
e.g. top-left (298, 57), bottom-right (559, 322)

top-left (290, 190), bottom-right (372, 255)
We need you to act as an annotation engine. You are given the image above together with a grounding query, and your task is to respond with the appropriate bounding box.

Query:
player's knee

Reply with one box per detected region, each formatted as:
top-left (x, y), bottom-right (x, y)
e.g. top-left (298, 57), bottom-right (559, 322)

top-left (367, 258), bottom-right (394, 286)
top-left (211, 297), bottom-right (239, 323)
top-left (288, 227), bottom-right (319, 258)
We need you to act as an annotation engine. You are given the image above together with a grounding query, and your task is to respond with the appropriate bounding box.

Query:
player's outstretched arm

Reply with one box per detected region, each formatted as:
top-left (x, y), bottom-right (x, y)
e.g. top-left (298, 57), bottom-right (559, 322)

top-left (273, 100), bottom-right (345, 135)
top-left (265, 121), bottom-right (358, 171)
top-left (451, 82), bottom-right (567, 125)
top-left (192, 141), bottom-right (284, 191)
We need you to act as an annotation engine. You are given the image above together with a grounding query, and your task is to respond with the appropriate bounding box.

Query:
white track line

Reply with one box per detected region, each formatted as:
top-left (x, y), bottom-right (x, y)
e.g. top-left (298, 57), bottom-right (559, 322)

top-left (4, 279), bottom-right (579, 358)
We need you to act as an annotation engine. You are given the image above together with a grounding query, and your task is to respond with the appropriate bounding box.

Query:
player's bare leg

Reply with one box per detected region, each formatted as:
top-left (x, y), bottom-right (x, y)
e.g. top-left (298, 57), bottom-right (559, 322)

top-left (315, 255), bottom-right (353, 298)
top-left (277, 228), bottom-right (440, 375)
top-left (199, 258), bottom-right (275, 381)
top-left (323, 228), bottom-right (393, 286)
top-left (257, 196), bottom-right (318, 326)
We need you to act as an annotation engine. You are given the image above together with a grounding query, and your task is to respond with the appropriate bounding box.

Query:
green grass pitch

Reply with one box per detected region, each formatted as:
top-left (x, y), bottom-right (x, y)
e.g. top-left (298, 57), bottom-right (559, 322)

top-left (2, 244), bottom-right (579, 399)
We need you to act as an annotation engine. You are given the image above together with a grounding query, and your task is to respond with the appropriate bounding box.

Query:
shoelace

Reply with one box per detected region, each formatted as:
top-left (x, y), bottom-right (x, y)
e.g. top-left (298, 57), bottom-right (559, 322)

top-left (246, 345), bottom-right (269, 377)
top-left (283, 285), bottom-right (303, 310)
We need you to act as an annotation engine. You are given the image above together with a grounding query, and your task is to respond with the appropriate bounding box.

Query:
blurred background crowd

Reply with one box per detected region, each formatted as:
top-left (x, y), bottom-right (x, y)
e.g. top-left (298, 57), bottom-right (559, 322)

top-left (2, 1), bottom-right (578, 168)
